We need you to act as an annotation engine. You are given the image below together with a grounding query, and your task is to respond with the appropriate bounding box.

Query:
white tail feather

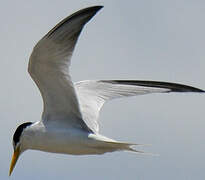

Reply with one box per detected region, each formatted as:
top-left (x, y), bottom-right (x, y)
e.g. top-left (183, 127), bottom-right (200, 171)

top-left (102, 141), bottom-right (156, 155)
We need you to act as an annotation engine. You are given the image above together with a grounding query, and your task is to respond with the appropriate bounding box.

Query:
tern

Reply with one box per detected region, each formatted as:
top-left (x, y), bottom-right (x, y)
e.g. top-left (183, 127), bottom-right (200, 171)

top-left (9, 6), bottom-right (204, 175)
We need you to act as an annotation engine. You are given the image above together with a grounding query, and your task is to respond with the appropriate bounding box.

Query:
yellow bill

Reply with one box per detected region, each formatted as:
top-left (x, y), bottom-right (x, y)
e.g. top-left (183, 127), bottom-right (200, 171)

top-left (9, 146), bottom-right (20, 176)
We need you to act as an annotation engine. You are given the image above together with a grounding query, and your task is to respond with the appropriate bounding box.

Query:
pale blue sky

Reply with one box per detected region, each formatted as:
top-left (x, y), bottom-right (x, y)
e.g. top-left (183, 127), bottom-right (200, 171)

top-left (1, 0), bottom-right (205, 179)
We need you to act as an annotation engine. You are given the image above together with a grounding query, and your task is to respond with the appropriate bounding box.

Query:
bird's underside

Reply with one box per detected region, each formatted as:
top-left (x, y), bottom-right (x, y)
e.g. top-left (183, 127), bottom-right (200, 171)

top-left (9, 5), bottom-right (204, 176)
top-left (27, 5), bottom-right (205, 152)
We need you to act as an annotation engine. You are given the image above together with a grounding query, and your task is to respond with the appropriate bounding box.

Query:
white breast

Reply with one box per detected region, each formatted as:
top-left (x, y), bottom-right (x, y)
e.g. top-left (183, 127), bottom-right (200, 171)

top-left (21, 121), bottom-right (114, 155)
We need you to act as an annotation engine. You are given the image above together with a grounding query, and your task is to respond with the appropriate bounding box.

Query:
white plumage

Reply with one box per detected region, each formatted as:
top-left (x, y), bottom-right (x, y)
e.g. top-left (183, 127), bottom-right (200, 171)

top-left (9, 6), bottom-right (204, 175)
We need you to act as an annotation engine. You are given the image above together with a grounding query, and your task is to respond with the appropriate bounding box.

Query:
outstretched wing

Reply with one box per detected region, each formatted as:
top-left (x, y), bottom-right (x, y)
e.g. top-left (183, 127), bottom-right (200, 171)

top-left (75, 80), bottom-right (204, 133)
top-left (28, 6), bottom-right (103, 130)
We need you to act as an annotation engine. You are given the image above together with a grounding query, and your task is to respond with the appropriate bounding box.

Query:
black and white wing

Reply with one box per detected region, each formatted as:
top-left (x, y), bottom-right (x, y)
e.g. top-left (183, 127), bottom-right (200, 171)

top-left (75, 80), bottom-right (204, 133)
top-left (28, 6), bottom-right (103, 130)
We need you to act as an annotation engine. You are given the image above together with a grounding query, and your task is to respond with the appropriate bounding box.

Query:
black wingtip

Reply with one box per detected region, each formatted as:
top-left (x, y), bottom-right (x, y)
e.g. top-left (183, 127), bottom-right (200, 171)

top-left (101, 80), bottom-right (205, 93)
top-left (82, 6), bottom-right (104, 16)
top-left (165, 83), bottom-right (205, 93)
top-left (79, 6), bottom-right (104, 14)
top-left (89, 5), bottom-right (104, 10)
top-left (46, 6), bottom-right (104, 38)
top-left (79, 5), bottom-right (104, 15)
top-left (188, 88), bottom-right (205, 93)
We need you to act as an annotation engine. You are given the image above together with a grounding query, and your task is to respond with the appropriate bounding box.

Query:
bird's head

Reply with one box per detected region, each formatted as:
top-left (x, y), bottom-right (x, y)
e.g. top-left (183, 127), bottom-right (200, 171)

top-left (9, 122), bottom-right (33, 176)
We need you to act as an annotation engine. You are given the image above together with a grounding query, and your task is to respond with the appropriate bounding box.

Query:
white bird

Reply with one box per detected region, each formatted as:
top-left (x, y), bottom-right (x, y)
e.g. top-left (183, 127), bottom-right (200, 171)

top-left (9, 6), bottom-right (204, 175)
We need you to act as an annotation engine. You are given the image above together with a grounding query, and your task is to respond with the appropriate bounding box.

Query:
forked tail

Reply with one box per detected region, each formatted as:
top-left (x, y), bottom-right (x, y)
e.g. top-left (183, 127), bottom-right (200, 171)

top-left (103, 141), bottom-right (154, 155)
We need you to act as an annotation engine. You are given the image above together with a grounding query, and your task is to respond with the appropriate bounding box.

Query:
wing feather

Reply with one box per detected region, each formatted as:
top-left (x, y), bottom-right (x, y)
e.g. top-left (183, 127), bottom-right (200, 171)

top-left (75, 80), bottom-right (204, 132)
top-left (28, 6), bottom-right (103, 130)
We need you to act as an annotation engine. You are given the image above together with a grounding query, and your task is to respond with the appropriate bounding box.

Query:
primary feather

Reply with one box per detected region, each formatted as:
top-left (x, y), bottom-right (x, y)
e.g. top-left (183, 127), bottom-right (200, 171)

top-left (75, 80), bottom-right (204, 132)
top-left (28, 6), bottom-right (103, 131)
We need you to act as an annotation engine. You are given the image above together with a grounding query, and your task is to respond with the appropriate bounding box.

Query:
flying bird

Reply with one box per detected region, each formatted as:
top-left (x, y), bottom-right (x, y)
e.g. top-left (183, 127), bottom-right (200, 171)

top-left (9, 6), bottom-right (204, 175)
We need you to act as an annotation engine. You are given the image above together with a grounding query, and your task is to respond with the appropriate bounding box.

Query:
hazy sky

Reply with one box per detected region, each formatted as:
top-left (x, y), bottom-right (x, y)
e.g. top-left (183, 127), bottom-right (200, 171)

top-left (1, 0), bottom-right (205, 180)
